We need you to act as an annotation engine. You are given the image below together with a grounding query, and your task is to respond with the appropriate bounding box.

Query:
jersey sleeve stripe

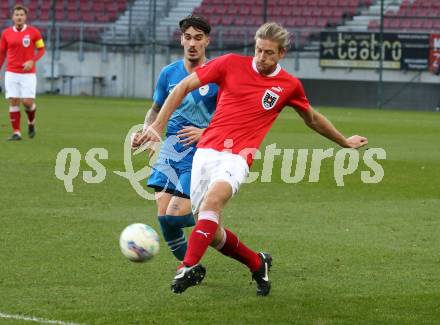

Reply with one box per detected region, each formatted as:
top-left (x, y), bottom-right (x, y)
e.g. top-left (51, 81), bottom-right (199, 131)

top-left (35, 39), bottom-right (45, 48)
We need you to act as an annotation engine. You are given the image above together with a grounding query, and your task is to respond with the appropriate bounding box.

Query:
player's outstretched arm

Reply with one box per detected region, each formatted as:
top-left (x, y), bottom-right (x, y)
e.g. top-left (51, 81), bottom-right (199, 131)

top-left (143, 102), bottom-right (161, 131)
top-left (138, 72), bottom-right (202, 145)
top-left (295, 105), bottom-right (368, 149)
top-left (131, 103), bottom-right (161, 149)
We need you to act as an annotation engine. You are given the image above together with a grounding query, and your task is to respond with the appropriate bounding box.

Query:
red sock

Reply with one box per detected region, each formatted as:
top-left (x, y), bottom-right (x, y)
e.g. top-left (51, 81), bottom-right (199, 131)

top-left (9, 107), bottom-right (21, 134)
top-left (218, 228), bottom-right (261, 272)
top-left (183, 211), bottom-right (219, 267)
top-left (25, 104), bottom-right (36, 124)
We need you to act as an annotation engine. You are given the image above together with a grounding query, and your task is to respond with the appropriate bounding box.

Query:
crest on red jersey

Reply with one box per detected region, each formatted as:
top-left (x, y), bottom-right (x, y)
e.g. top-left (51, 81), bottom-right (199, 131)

top-left (262, 89), bottom-right (279, 110)
top-left (22, 35), bottom-right (30, 47)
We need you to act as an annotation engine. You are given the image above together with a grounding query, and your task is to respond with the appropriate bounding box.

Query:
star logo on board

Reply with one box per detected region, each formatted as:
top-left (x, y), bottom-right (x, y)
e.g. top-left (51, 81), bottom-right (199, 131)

top-left (322, 35), bottom-right (336, 56)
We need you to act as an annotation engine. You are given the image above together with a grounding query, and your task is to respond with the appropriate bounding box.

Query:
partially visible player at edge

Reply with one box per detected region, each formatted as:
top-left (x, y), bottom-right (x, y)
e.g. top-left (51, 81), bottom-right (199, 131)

top-left (132, 16), bottom-right (218, 262)
top-left (139, 23), bottom-right (368, 296)
top-left (0, 4), bottom-right (45, 141)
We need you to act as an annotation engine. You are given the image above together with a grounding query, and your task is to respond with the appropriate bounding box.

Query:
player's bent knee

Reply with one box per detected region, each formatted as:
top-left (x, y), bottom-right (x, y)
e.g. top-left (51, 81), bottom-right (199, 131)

top-left (22, 99), bottom-right (34, 109)
top-left (201, 194), bottom-right (226, 213)
top-left (165, 196), bottom-right (191, 216)
top-left (9, 98), bottom-right (20, 106)
top-left (155, 192), bottom-right (173, 216)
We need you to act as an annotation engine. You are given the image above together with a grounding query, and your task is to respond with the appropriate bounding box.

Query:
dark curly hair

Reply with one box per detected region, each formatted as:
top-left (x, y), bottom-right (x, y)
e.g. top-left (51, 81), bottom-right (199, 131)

top-left (179, 15), bottom-right (211, 35)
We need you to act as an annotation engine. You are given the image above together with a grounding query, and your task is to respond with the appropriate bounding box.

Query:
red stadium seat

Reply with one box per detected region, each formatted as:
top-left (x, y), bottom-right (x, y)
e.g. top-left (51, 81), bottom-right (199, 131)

top-left (0, 10), bottom-right (8, 20)
top-left (190, 0), bottom-right (369, 46)
top-left (40, 1), bottom-right (51, 10)
top-left (92, 3), bottom-right (106, 12)
top-left (410, 19), bottom-right (423, 29)
top-left (28, 2), bottom-right (39, 12)
top-left (389, 19), bottom-right (400, 29)
top-left (322, 7), bottom-right (333, 17)
top-left (239, 6), bottom-right (251, 15)
top-left (311, 7), bottom-right (323, 17)
top-left (302, 7), bottom-right (312, 16)
top-left (214, 5), bottom-right (226, 15)
top-left (39, 9), bottom-right (50, 21)
top-left (317, 17), bottom-right (328, 27)
top-left (209, 15), bottom-right (221, 25)
top-left (296, 17), bottom-right (306, 27)
top-left (422, 19), bottom-right (433, 30)
top-left (306, 17), bottom-right (317, 27)
top-left (234, 16), bottom-right (246, 26)
top-left (368, 19), bottom-right (379, 30)
top-left (81, 12), bottom-right (95, 23)
top-left (67, 2), bottom-right (78, 11)
top-left (55, 10), bottom-right (65, 21)
top-left (251, 6), bottom-right (263, 16)
top-left (96, 14), bottom-right (110, 23)
top-left (67, 11), bottom-right (80, 22)
top-left (79, 1), bottom-right (93, 12)
top-left (226, 5), bottom-right (239, 15)
top-left (221, 16), bottom-right (234, 26)
top-left (0, 2), bottom-right (9, 10)
top-left (117, 0), bottom-right (128, 11)
top-left (400, 19), bottom-right (411, 29)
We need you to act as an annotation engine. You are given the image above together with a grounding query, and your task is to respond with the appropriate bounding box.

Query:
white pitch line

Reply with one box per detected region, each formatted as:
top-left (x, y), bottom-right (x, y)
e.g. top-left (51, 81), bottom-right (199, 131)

top-left (0, 312), bottom-right (84, 325)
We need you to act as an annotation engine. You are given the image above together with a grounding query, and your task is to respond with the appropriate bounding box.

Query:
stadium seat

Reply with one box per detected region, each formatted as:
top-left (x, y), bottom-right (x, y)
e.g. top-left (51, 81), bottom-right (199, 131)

top-left (66, 2), bottom-right (78, 12)
top-left (79, 1), bottom-right (93, 12)
top-left (41, 2), bottom-right (51, 11)
top-left (55, 10), bottom-right (65, 21)
top-left (375, 0), bottom-right (440, 31)
top-left (422, 19), bottom-right (433, 30)
top-left (0, 2), bottom-right (9, 10)
top-left (28, 2), bottom-right (39, 12)
top-left (221, 16), bottom-right (234, 26)
top-left (400, 19), bottom-right (411, 29)
top-left (193, 0), bottom-right (368, 46)
top-left (0, 0), bottom-right (132, 43)
top-left (39, 9), bottom-right (50, 21)
top-left (81, 12), bottom-right (95, 23)
top-left (92, 3), bottom-right (106, 12)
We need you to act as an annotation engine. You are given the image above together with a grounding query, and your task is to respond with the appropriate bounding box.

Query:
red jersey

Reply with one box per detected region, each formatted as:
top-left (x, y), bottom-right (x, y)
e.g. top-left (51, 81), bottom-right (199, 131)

top-left (195, 54), bottom-right (310, 166)
top-left (0, 25), bottom-right (45, 74)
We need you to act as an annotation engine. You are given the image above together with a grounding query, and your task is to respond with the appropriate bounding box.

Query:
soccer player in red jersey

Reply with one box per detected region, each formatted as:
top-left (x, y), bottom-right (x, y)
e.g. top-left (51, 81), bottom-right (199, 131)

top-left (140, 23), bottom-right (368, 296)
top-left (0, 5), bottom-right (45, 141)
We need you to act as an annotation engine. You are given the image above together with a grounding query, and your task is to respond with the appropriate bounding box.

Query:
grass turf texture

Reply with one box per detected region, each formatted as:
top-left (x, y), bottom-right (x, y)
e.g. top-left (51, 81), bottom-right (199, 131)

top-left (0, 95), bottom-right (439, 324)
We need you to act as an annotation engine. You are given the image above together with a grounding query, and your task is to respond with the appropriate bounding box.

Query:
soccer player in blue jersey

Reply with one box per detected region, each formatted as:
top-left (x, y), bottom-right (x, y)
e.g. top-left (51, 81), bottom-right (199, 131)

top-left (133, 16), bottom-right (218, 262)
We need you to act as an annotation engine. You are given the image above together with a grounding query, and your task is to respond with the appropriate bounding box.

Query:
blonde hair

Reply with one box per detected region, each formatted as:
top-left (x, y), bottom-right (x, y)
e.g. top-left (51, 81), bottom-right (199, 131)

top-left (254, 22), bottom-right (291, 50)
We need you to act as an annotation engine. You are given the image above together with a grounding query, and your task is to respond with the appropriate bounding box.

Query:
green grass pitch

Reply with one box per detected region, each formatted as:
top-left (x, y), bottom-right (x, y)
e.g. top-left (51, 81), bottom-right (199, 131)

top-left (0, 95), bottom-right (439, 324)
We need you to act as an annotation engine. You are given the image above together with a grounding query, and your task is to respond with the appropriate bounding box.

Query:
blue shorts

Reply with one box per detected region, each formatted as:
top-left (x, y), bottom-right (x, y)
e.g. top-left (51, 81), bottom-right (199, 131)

top-left (147, 135), bottom-right (196, 199)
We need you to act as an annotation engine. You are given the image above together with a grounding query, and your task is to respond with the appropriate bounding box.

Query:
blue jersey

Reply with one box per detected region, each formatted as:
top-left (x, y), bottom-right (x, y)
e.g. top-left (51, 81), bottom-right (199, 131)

top-left (153, 59), bottom-right (218, 136)
top-left (147, 59), bottom-right (218, 197)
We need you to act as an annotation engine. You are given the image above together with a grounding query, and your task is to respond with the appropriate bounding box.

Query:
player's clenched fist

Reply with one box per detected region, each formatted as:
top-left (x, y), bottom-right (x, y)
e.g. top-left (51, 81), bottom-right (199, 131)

top-left (131, 124), bottom-right (163, 155)
top-left (345, 135), bottom-right (368, 149)
top-left (130, 132), bottom-right (142, 149)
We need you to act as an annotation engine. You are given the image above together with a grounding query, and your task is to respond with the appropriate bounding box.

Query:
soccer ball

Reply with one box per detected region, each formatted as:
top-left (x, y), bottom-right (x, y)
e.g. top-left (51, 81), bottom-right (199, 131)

top-left (119, 223), bottom-right (160, 262)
